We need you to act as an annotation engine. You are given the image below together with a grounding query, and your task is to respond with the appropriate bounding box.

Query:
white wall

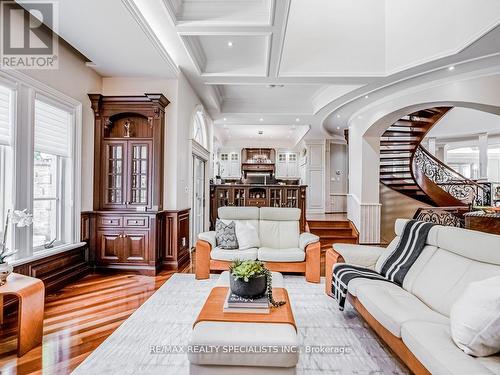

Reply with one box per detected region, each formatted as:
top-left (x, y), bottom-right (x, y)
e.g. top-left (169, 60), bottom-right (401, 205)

top-left (22, 40), bottom-right (102, 211)
top-left (426, 107), bottom-right (500, 138)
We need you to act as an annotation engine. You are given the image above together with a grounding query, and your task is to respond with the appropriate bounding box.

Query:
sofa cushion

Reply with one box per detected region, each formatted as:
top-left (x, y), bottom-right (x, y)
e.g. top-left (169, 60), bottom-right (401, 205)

top-left (219, 206), bottom-right (259, 221)
top-left (434, 226), bottom-right (500, 265)
top-left (401, 321), bottom-right (495, 375)
top-left (342, 277), bottom-right (393, 297)
top-left (235, 221), bottom-right (260, 250)
top-left (450, 275), bottom-right (500, 357)
top-left (258, 247), bottom-right (305, 262)
top-left (215, 220), bottom-right (238, 249)
top-left (259, 207), bottom-right (301, 221)
top-left (477, 356), bottom-right (500, 374)
top-left (259, 221), bottom-right (299, 249)
top-left (408, 248), bottom-right (500, 317)
top-left (211, 247), bottom-right (258, 261)
top-left (356, 282), bottom-right (448, 337)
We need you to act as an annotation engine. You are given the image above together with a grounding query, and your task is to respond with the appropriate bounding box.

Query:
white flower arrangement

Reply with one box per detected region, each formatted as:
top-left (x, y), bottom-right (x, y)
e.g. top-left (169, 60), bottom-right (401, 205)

top-left (0, 209), bottom-right (33, 264)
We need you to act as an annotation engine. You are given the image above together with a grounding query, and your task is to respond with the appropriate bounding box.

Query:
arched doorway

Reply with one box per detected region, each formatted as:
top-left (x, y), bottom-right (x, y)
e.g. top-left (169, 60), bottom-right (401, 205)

top-left (190, 107), bottom-right (210, 248)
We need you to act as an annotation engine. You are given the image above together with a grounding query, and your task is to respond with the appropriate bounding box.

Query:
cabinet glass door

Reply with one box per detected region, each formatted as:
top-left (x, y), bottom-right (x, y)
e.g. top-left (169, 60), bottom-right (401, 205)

top-left (128, 141), bottom-right (152, 208)
top-left (103, 141), bottom-right (127, 208)
top-left (269, 188), bottom-right (282, 207)
top-left (284, 188), bottom-right (298, 207)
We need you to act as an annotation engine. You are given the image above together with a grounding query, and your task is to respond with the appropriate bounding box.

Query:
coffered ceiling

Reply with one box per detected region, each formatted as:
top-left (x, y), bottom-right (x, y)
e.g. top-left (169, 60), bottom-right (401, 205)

top-left (46, 0), bottom-right (500, 143)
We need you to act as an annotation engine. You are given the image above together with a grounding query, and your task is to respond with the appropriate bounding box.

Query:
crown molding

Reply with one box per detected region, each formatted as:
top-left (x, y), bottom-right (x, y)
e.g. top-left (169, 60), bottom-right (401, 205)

top-left (181, 35), bottom-right (207, 73)
top-left (122, 0), bottom-right (180, 76)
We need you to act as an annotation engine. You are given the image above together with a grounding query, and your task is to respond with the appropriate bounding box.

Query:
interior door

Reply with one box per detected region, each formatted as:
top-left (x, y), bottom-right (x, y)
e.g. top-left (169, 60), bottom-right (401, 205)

top-left (192, 155), bottom-right (206, 247)
top-left (102, 140), bottom-right (127, 209)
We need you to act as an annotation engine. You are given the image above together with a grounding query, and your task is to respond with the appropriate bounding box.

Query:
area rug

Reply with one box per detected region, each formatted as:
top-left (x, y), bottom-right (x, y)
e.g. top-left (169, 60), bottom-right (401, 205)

top-left (72, 274), bottom-right (409, 374)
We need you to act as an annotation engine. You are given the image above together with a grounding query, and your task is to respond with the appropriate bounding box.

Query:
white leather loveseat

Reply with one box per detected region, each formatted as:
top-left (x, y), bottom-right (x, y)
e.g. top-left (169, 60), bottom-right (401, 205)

top-left (196, 207), bottom-right (321, 283)
top-left (325, 219), bottom-right (500, 375)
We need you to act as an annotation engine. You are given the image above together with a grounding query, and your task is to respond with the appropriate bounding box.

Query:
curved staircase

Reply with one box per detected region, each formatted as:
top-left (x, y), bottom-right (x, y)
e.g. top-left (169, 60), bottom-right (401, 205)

top-left (380, 107), bottom-right (491, 207)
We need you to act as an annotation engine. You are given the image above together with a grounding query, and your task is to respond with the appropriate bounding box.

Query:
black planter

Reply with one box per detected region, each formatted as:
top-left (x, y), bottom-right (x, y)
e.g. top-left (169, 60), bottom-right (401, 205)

top-left (230, 274), bottom-right (267, 298)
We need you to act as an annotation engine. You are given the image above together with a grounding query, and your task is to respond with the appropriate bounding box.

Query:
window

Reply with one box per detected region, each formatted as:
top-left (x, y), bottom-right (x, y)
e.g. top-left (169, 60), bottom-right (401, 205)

top-left (278, 154), bottom-right (287, 162)
top-left (230, 153), bottom-right (238, 161)
top-left (288, 153), bottom-right (297, 162)
top-left (193, 109), bottom-right (207, 148)
top-left (0, 84), bottom-right (14, 250)
top-left (220, 153), bottom-right (228, 161)
top-left (33, 99), bottom-right (72, 250)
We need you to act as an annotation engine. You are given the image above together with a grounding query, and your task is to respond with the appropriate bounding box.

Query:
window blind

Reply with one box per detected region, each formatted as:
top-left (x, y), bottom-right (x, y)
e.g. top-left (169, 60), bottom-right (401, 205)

top-left (34, 99), bottom-right (71, 157)
top-left (0, 85), bottom-right (12, 146)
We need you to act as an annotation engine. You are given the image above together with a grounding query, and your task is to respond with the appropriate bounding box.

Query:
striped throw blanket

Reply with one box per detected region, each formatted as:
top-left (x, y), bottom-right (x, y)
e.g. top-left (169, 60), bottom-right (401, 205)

top-left (332, 220), bottom-right (434, 311)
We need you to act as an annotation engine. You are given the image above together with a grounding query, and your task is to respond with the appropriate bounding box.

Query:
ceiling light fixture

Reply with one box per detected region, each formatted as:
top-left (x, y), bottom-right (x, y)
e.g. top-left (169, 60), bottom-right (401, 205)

top-left (259, 118), bottom-right (264, 122)
top-left (258, 130), bottom-right (264, 135)
top-left (336, 114), bottom-right (341, 118)
top-left (337, 126), bottom-right (340, 130)
top-left (227, 41), bottom-right (233, 47)
top-left (364, 95), bottom-right (369, 99)
top-left (448, 66), bottom-right (455, 71)
top-left (223, 117), bottom-right (227, 121)
top-left (295, 118), bottom-right (300, 122)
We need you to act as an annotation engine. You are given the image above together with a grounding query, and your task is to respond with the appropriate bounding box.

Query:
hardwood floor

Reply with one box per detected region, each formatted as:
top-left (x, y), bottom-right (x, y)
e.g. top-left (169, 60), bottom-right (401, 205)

top-left (0, 261), bottom-right (194, 375)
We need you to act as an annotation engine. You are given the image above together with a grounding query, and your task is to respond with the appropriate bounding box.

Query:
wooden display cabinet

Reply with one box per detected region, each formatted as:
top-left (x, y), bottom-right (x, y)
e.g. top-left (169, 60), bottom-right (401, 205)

top-left (85, 94), bottom-right (190, 275)
top-left (210, 184), bottom-right (307, 231)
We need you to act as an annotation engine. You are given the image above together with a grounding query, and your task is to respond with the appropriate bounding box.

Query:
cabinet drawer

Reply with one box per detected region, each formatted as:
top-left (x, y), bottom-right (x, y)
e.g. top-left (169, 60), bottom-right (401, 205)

top-left (124, 216), bottom-right (149, 228)
top-left (98, 216), bottom-right (122, 227)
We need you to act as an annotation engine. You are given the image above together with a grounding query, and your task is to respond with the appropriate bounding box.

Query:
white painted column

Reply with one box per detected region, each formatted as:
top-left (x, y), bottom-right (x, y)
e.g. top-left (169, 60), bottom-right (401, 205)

top-left (427, 137), bottom-right (436, 156)
top-left (347, 125), bottom-right (381, 244)
top-left (478, 133), bottom-right (489, 181)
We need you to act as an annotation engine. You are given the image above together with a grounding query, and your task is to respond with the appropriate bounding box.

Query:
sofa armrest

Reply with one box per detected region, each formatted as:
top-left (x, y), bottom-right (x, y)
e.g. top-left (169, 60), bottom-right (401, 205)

top-left (195, 232), bottom-right (215, 280)
top-left (198, 231), bottom-right (216, 249)
top-left (332, 243), bottom-right (384, 270)
top-left (299, 232), bottom-right (320, 251)
top-left (305, 242), bottom-right (321, 283)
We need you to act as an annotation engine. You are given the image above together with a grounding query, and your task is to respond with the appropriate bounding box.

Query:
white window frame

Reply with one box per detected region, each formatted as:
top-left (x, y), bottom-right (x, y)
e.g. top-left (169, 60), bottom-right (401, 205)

top-left (0, 69), bottom-right (83, 264)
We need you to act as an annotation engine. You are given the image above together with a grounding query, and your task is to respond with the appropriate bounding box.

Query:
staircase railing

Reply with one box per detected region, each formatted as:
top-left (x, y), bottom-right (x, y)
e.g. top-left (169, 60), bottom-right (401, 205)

top-left (413, 206), bottom-right (469, 227)
top-left (413, 146), bottom-right (491, 206)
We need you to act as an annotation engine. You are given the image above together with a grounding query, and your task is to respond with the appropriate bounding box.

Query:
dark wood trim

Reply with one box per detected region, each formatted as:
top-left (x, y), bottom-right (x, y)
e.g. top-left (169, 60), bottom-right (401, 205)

top-left (3, 245), bottom-right (90, 313)
top-left (159, 209), bottom-right (191, 271)
top-left (13, 246), bottom-right (90, 293)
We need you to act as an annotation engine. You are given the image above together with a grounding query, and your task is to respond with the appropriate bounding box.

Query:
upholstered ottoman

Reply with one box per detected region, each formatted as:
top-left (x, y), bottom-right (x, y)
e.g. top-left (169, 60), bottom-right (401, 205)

top-left (188, 271), bottom-right (299, 375)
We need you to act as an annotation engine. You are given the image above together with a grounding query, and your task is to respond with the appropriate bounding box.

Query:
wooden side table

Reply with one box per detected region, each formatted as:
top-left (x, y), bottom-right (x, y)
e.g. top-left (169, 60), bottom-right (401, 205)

top-left (0, 273), bottom-right (45, 356)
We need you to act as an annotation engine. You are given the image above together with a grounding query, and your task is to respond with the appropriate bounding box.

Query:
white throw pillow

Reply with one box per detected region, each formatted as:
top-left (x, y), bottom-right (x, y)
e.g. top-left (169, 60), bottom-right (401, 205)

top-left (450, 275), bottom-right (500, 357)
top-left (235, 221), bottom-right (260, 250)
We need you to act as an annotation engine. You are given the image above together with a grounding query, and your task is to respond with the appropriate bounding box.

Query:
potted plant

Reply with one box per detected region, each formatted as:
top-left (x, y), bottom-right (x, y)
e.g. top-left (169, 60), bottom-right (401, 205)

top-left (0, 209), bottom-right (33, 285)
top-left (229, 260), bottom-right (285, 307)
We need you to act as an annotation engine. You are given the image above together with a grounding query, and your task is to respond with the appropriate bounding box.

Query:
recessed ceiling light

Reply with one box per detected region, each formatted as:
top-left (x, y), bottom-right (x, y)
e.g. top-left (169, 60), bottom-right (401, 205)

top-left (448, 66), bottom-right (455, 71)
top-left (259, 118), bottom-right (264, 122)
top-left (364, 95), bottom-right (369, 99)
top-left (223, 117), bottom-right (227, 121)
top-left (336, 114), bottom-right (341, 118)
top-left (337, 126), bottom-right (340, 130)
top-left (227, 41), bottom-right (233, 47)
top-left (295, 118), bottom-right (300, 122)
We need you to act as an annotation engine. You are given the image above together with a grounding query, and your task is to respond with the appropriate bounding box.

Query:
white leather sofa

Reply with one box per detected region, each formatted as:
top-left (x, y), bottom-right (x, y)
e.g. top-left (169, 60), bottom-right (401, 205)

top-left (325, 219), bottom-right (500, 375)
top-left (196, 207), bottom-right (321, 283)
